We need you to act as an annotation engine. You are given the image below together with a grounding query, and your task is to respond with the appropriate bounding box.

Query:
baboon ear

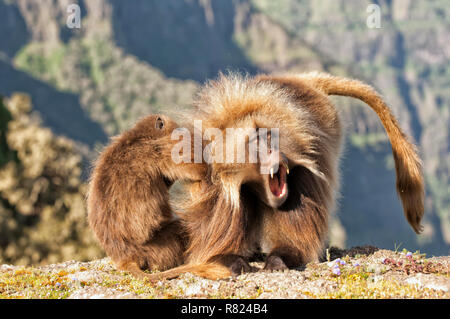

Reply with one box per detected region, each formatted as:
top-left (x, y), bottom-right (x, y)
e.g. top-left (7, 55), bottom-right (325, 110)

top-left (155, 117), bottom-right (164, 130)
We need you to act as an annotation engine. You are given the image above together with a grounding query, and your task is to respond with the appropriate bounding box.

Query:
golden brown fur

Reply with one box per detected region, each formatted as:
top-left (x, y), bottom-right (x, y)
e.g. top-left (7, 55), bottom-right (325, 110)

top-left (87, 115), bottom-right (206, 279)
top-left (289, 72), bottom-right (424, 232)
top-left (143, 72), bottom-right (424, 281)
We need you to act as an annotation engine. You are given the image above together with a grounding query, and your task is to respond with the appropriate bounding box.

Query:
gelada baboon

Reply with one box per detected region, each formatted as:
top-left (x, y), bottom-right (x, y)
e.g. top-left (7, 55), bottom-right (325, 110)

top-left (143, 72), bottom-right (424, 281)
top-left (87, 115), bottom-right (206, 279)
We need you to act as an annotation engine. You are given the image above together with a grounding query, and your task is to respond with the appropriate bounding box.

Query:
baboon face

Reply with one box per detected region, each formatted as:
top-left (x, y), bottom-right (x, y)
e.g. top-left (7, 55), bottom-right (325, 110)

top-left (244, 127), bottom-right (290, 208)
top-left (211, 116), bottom-right (299, 209)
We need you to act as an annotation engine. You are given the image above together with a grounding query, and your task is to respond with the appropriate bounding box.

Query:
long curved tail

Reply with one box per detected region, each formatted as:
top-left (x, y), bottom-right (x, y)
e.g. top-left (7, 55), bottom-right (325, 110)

top-left (295, 72), bottom-right (425, 233)
top-left (144, 262), bottom-right (233, 282)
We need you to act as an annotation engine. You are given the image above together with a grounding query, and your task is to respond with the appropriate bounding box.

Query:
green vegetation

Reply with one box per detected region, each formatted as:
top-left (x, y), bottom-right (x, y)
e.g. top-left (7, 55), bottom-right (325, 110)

top-left (0, 94), bottom-right (103, 265)
top-left (0, 98), bottom-right (14, 166)
top-left (15, 43), bottom-right (67, 88)
top-left (0, 249), bottom-right (447, 299)
top-left (14, 37), bottom-right (198, 136)
top-left (349, 133), bottom-right (388, 149)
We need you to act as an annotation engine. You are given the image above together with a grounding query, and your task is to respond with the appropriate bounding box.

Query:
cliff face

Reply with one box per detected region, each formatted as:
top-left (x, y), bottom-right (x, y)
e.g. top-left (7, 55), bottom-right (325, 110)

top-left (0, 0), bottom-right (448, 258)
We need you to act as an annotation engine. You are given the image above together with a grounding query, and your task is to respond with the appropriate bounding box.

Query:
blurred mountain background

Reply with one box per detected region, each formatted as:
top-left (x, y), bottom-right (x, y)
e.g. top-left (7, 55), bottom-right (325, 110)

top-left (0, 0), bottom-right (448, 265)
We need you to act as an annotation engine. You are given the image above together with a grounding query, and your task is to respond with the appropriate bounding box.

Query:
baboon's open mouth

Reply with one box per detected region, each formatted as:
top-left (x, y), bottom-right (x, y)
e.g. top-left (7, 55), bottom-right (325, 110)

top-left (268, 164), bottom-right (288, 199)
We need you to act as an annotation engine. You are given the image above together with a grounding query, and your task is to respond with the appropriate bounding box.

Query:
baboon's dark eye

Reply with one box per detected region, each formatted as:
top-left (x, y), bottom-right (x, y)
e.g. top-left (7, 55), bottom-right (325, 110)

top-left (155, 117), bottom-right (164, 129)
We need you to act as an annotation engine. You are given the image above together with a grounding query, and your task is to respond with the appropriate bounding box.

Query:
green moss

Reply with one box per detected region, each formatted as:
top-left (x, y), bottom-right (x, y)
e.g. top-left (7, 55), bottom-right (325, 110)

top-left (0, 268), bottom-right (75, 299)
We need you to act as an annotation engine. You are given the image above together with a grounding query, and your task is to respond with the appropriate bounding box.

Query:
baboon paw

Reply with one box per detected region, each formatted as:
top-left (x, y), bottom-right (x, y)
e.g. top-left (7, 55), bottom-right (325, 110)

top-left (230, 257), bottom-right (252, 276)
top-left (264, 255), bottom-right (288, 271)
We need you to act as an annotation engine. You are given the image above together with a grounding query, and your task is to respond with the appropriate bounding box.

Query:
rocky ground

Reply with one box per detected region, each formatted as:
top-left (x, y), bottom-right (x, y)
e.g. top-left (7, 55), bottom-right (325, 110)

top-left (0, 246), bottom-right (448, 299)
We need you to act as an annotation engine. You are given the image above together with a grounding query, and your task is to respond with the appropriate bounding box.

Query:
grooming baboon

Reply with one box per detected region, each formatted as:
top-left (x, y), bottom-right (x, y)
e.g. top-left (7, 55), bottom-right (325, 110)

top-left (87, 114), bottom-right (206, 279)
top-left (144, 72), bottom-right (424, 281)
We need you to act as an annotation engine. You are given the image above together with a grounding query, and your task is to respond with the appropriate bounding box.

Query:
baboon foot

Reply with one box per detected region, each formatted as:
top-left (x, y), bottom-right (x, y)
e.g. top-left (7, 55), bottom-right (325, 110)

top-left (263, 255), bottom-right (288, 271)
top-left (229, 256), bottom-right (254, 276)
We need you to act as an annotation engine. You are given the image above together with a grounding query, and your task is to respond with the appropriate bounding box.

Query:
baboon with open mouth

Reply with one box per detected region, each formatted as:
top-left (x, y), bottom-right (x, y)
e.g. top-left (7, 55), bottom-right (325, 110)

top-left (142, 72), bottom-right (424, 281)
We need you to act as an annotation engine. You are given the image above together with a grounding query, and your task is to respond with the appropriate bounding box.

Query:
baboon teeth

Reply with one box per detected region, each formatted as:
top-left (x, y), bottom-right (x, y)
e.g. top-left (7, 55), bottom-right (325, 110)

top-left (270, 168), bottom-right (274, 179)
top-left (282, 162), bottom-right (289, 175)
